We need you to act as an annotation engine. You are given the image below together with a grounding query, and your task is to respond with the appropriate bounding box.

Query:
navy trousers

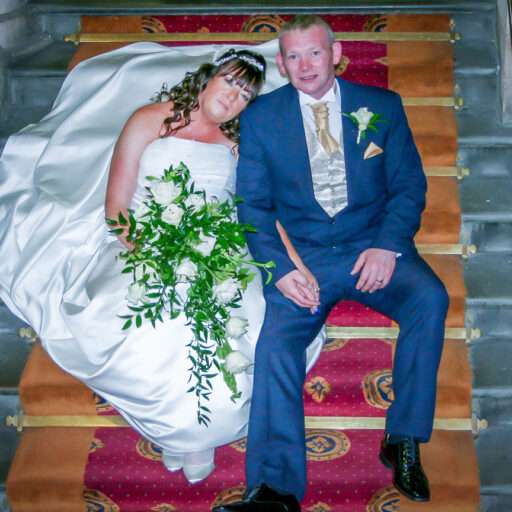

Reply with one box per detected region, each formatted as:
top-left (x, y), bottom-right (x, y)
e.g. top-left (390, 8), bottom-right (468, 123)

top-left (245, 248), bottom-right (449, 500)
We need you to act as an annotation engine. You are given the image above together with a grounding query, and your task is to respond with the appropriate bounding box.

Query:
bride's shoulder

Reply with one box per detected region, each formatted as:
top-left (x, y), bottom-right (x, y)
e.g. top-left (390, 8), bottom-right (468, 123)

top-left (127, 102), bottom-right (173, 131)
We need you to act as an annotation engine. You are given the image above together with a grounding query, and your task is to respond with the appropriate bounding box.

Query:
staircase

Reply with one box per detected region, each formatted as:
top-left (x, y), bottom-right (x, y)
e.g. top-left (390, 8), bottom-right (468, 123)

top-left (1, 1), bottom-right (511, 511)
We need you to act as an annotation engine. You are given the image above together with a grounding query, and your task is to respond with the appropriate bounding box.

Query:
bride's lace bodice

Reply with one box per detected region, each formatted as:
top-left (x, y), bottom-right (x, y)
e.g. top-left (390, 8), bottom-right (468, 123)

top-left (133, 136), bottom-right (237, 207)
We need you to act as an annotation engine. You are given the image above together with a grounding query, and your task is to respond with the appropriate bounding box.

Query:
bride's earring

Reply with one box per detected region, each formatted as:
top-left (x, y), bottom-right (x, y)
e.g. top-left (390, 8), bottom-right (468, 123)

top-left (161, 451), bottom-right (184, 472)
top-left (183, 448), bottom-right (215, 483)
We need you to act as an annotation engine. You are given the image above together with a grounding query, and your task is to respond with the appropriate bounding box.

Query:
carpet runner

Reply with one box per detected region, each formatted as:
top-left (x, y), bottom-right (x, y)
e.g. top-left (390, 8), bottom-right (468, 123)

top-left (5, 12), bottom-right (479, 512)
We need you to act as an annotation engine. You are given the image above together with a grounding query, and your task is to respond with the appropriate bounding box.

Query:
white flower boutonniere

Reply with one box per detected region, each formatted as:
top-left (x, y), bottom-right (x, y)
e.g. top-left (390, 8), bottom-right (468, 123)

top-left (345, 107), bottom-right (385, 144)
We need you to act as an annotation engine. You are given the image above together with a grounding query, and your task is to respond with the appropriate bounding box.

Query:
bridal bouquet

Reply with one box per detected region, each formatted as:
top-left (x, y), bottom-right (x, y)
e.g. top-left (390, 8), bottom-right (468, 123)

top-left (107, 162), bottom-right (274, 426)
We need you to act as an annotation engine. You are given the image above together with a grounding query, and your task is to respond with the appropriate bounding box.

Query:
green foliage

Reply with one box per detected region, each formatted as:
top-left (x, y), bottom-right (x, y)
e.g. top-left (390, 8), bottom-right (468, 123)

top-left (110, 162), bottom-right (274, 426)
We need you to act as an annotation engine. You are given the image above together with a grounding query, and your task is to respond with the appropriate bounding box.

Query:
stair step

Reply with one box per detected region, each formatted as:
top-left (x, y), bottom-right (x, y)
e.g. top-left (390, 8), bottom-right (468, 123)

top-left (9, 40), bottom-right (74, 74)
top-left (458, 146), bottom-right (512, 179)
top-left (452, 9), bottom-right (498, 76)
top-left (457, 74), bottom-right (512, 145)
top-left (6, 428), bottom-right (479, 511)
top-left (476, 426), bottom-right (512, 491)
top-left (7, 70), bottom-right (65, 109)
top-left (0, 487), bottom-right (9, 512)
top-left (461, 176), bottom-right (512, 223)
top-left (27, 0), bottom-right (496, 14)
top-left (465, 222), bottom-right (512, 253)
top-left (480, 494), bottom-right (512, 512)
top-left (474, 395), bottom-right (512, 427)
top-left (466, 304), bottom-right (512, 338)
top-left (0, 301), bottom-right (32, 388)
top-left (6, 41), bottom-right (74, 109)
top-left (465, 253), bottom-right (512, 306)
top-left (17, 337), bottom-right (472, 419)
top-left (0, 105), bottom-right (52, 155)
top-left (471, 336), bottom-right (512, 391)
top-left (0, 393), bottom-right (21, 486)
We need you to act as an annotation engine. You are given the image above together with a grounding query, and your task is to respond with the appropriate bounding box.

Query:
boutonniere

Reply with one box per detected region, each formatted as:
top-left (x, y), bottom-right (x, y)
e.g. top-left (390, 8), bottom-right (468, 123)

top-left (345, 107), bottom-right (385, 144)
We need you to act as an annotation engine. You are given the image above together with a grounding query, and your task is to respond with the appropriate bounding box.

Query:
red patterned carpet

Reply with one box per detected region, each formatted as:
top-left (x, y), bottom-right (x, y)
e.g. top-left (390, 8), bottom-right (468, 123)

top-left (85, 428), bottom-right (397, 512)
top-left (84, 303), bottom-right (396, 512)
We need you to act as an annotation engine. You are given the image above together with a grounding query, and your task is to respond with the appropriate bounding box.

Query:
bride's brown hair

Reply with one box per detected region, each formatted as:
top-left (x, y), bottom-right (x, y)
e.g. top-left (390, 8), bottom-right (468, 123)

top-left (159, 49), bottom-right (266, 144)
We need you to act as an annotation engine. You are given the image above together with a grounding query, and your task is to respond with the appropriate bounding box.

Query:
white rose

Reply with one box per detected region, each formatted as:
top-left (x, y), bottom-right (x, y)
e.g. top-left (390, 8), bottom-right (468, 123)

top-left (226, 316), bottom-right (249, 338)
top-left (176, 258), bottom-right (198, 281)
top-left (127, 282), bottom-right (146, 304)
top-left (151, 181), bottom-right (180, 206)
top-left (352, 107), bottom-right (373, 131)
top-left (18, 326), bottom-right (37, 340)
top-left (195, 234), bottom-right (217, 257)
top-left (134, 202), bottom-right (150, 220)
top-left (224, 350), bottom-right (252, 374)
top-left (185, 194), bottom-right (204, 211)
top-left (213, 278), bottom-right (239, 304)
top-left (161, 204), bottom-right (184, 225)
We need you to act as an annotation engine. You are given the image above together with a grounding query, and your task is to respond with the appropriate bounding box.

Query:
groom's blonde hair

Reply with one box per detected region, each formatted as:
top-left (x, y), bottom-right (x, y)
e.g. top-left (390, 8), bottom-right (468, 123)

top-left (278, 15), bottom-right (335, 54)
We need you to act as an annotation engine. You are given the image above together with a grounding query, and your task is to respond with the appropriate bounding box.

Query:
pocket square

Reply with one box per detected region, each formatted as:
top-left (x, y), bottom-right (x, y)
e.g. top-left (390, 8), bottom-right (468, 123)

top-left (363, 142), bottom-right (384, 160)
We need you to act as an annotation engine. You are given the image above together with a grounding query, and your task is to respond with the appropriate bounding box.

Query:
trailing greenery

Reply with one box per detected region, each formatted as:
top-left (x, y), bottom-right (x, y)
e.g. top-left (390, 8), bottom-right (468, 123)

top-left (107, 162), bottom-right (274, 426)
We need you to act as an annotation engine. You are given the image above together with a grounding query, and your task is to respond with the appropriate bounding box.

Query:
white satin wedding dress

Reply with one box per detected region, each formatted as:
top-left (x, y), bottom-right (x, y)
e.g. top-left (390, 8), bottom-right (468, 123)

top-left (0, 42), bottom-right (324, 480)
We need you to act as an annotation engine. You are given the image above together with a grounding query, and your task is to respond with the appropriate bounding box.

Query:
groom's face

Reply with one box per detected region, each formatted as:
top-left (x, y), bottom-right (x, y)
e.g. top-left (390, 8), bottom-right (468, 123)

top-left (276, 25), bottom-right (342, 100)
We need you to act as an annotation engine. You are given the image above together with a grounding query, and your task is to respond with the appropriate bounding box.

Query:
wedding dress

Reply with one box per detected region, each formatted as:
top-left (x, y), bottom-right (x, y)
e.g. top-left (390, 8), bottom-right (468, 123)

top-left (0, 41), bottom-right (324, 479)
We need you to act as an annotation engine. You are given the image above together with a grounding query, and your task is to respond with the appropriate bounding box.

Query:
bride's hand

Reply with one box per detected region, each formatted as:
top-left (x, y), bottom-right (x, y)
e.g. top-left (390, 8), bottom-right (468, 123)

top-left (118, 232), bottom-right (135, 251)
top-left (298, 264), bottom-right (320, 299)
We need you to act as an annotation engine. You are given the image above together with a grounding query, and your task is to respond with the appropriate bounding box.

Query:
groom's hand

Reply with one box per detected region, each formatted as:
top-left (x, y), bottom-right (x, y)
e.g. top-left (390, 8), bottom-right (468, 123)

top-left (276, 270), bottom-right (321, 310)
top-left (351, 248), bottom-right (397, 293)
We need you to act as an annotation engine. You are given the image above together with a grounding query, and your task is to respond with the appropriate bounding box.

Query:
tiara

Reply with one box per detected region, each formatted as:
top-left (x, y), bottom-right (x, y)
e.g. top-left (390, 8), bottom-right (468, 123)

top-left (213, 49), bottom-right (265, 73)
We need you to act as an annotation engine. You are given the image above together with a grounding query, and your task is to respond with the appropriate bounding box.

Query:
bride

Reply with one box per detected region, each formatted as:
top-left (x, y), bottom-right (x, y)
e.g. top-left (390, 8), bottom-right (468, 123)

top-left (0, 43), bottom-right (324, 484)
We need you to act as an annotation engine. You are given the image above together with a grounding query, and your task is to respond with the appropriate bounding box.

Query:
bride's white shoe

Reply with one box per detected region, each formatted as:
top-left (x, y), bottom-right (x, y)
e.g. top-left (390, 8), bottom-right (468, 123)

top-left (182, 448), bottom-right (215, 484)
top-left (161, 451), bottom-right (184, 472)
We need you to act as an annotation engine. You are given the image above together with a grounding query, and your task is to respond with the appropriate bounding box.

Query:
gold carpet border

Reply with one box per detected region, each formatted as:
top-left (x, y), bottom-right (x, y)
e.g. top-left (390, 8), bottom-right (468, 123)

top-left (325, 327), bottom-right (480, 342)
top-left (65, 31), bottom-right (460, 45)
top-left (6, 414), bottom-right (484, 433)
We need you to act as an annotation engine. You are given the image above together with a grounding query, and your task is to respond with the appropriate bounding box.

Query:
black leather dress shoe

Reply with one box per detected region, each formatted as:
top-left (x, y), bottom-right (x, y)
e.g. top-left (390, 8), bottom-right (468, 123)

top-left (379, 436), bottom-right (430, 502)
top-left (212, 484), bottom-right (301, 511)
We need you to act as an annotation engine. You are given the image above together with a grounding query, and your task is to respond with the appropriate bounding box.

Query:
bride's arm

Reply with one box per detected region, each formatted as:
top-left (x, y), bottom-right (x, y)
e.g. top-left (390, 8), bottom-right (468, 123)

top-left (105, 104), bottom-right (162, 247)
top-left (275, 220), bottom-right (319, 292)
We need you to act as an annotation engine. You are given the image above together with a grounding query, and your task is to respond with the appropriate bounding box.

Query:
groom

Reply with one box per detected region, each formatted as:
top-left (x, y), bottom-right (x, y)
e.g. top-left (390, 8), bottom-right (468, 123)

top-left (214, 15), bottom-right (448, 511)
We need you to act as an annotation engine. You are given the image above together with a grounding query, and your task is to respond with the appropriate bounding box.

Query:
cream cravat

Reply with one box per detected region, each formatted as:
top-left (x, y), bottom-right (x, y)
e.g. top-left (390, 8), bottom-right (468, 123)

top-left (309, 102), bottom-right (340, 157)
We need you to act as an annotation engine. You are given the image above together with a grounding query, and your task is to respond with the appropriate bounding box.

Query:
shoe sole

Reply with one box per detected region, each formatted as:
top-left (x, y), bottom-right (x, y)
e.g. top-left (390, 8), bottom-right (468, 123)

top-left (379, 450), bottom-right (430, 503)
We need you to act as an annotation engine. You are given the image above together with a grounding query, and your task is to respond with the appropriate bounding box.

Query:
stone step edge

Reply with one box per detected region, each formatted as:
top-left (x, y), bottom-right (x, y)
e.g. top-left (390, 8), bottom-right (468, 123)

top-left (28, 1), bottom-right (495, 15)
top-left (5, 413), bottom-right (486, 434)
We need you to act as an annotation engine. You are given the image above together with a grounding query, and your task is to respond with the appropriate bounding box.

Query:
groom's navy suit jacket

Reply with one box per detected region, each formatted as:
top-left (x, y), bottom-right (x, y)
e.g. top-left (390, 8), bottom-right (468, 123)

top-left (237, 77), bottom-right (427, 284)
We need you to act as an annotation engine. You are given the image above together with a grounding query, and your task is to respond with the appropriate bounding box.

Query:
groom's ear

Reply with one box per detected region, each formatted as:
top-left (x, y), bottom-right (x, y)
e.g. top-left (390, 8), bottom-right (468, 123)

top-left (276, 52), bottom-right (288, 78)
top-left (332, 41), bottom-right (342, 66)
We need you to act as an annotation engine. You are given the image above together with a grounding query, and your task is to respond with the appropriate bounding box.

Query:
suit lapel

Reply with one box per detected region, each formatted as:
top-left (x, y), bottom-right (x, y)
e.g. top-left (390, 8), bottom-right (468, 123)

top-left (283, 85), bottom-right (310, 172)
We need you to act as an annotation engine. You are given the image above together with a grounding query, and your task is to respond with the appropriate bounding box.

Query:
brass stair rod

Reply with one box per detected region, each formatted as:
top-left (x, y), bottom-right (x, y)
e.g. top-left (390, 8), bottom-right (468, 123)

top-left (64, 31), bottom-right (460, 45)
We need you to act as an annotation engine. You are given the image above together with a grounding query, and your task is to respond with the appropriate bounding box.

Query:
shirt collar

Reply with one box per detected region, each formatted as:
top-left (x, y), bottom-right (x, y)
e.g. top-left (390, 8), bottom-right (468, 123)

top-left (298, 79), bottom-right (339, 107)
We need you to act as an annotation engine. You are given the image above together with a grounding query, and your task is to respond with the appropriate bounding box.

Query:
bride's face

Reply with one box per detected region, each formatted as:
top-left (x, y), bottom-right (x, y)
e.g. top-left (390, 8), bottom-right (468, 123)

top-left (199, 72), bottom-right (254, 124)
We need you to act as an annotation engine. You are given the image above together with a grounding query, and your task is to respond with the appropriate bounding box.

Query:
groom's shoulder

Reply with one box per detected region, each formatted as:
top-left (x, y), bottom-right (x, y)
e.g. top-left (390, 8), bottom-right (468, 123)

top-left (245, 84), bottom-right (292, 116)
top-left (343, 78), bottom-right (400, 103)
